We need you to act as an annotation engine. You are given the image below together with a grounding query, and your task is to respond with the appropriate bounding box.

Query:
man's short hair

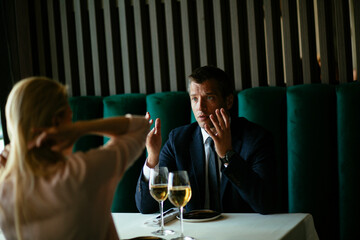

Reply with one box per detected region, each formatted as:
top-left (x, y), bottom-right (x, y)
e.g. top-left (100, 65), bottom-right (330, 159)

top-left (188, 66), bottom-right (234, 98)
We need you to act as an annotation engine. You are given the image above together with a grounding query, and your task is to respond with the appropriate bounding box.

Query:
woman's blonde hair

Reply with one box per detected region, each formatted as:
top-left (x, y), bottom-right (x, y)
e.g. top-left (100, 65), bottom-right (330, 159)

top-left (0, 77), bottom-right (68, 239)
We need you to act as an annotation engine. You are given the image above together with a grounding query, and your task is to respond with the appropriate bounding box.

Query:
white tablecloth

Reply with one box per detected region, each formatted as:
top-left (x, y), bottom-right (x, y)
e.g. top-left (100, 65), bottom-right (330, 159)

top-left (0, 212), bottom-right (318, 240)
top-left (112, 212), bottom-right (319, 240)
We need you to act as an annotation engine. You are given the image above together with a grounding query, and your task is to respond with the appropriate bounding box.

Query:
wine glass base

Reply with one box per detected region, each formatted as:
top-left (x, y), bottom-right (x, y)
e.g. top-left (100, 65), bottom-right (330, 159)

top-left (171, 236), bottom-right (195, 240)
top-left (151, 229), bottom-right (175, 236)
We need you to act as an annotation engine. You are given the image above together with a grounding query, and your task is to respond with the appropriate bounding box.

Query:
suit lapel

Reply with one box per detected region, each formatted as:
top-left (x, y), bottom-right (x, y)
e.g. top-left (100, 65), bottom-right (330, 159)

top-left (189, 126), bottom-right (206, 208)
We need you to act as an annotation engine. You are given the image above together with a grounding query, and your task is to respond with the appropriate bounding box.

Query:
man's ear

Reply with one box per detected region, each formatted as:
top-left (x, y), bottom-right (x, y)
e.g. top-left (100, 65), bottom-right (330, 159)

top-left (226, 94), bottom-right (234, 110)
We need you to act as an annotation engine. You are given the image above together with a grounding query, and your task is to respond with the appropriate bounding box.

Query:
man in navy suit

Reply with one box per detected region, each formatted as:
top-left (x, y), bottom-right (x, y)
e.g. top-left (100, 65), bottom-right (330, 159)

top-left (136, 66), bottom-right (277, 214)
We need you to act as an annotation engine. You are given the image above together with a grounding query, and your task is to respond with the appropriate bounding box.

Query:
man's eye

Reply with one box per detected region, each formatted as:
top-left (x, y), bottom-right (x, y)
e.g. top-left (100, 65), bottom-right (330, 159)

top-left (207, 96), bottom-right (214, 100)
top-left (192, 97), bottom-right (198, 102)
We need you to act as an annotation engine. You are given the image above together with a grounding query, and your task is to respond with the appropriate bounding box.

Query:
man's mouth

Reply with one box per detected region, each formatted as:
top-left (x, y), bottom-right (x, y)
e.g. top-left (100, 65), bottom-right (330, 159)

top-left (197, 114), bottom-right (209, 121)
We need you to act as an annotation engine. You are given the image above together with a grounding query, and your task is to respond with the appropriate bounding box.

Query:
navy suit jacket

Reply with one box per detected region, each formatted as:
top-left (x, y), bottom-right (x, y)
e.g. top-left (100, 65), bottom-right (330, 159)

top-left (135, 117), bottom-right (277, 214)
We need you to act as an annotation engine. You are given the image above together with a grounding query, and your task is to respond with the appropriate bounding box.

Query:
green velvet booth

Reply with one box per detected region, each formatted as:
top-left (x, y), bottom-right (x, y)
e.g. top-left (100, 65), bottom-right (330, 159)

top-left (237, 83), bottom-right (360, 240)
top-left (238, 87), bottom-right (287, 212)
top-left (69, 96), bottom-right (103, 152)
top-left (69, 82), bottom-right (360, 240)
top-left (336, 82), bottom-right (360, 240)
top-left (103, 94), bottom-right (147, 212)
top-left (146, 92), bottom-right (191, 146)
top-left (286, 84), bottom-right (338, 240)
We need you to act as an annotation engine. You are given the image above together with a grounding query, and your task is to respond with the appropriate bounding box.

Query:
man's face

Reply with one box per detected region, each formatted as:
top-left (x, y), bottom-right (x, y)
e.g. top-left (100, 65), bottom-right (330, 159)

top-left (189, 78), bottom-right (233, 128)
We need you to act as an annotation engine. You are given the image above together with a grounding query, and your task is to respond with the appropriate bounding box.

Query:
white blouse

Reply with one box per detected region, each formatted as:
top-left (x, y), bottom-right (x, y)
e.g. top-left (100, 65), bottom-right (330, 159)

top-left (0, 116), bottom-right (148, 240)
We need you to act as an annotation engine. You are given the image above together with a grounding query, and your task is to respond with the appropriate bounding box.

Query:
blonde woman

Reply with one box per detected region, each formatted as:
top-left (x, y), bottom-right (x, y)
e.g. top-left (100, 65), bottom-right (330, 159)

top-left (0, 77), bottom-right (149, 240)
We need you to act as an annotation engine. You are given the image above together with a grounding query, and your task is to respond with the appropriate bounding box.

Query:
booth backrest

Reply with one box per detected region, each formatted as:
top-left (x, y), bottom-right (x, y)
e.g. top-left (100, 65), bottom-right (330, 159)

top-left (237, 82), bottom-right (360, 240)
top-left (69, 82), bottom-right (360, 240)
top-left (238, 87), bottom-right (287, 213)
top-left (336, 82), bottom-right (360, 240)
top-left (287, 84), bottom-right (338, 240)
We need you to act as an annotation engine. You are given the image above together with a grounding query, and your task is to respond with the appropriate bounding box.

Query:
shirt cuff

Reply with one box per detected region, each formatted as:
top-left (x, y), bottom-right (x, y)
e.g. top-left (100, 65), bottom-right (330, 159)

top-left (142, 159), bottom-right (159, 181)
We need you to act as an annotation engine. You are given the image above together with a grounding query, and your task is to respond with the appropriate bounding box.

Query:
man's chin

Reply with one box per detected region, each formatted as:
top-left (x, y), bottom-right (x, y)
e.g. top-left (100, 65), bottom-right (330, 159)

top-left (197, 121), bottom-right (213, 129)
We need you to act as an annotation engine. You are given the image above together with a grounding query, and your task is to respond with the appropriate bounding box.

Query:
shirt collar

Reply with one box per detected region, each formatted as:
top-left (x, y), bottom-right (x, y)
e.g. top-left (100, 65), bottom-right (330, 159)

top-left (201, 127), bottom-right (211, 144)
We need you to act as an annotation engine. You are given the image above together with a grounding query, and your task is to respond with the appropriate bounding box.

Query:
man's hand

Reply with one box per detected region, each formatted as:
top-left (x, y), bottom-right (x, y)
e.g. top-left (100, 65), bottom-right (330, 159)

top-left (0, 144), bottom-right (10, 168)
top-left (145, 112), bottom-right (162, 168)
top-left (204, 108), bottom-right (232, 158)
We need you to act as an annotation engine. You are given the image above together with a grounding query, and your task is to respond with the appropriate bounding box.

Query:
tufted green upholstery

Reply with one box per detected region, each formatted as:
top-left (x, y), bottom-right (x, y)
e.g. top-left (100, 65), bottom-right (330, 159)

top-left (103, 94), bottom-right (147, 212)
top-left (336, 82), bottom-right (360, 240)
top-left (69, 96), bottom-right (103, 152)
top-left (287, 84), bottom-right (338, 239)
top-left (146, 92), bottom-right (191, 146)
top-left (238, 87), bottom-right (287, 212)
top-left (103, 94), bottom-right (146, 143)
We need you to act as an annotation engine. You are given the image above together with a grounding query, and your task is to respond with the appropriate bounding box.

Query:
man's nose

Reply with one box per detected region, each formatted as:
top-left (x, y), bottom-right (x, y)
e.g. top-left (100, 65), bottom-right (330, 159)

top-left (198, 98), bottom-right (206, 111)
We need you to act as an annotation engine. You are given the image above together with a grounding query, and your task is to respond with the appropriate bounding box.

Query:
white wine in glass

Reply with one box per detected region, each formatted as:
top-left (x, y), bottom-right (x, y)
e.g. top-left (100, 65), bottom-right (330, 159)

top-left (149, 167), bottom-right (175, 236)
top-left (168, 171), bottom-right (194, 240)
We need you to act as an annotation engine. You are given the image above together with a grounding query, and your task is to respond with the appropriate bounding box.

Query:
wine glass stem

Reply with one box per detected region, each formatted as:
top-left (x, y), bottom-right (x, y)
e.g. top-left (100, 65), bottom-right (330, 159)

top-left (160, 201), bottom-right (164, 231)
top-left (180, 206), bottom-right (184, 237)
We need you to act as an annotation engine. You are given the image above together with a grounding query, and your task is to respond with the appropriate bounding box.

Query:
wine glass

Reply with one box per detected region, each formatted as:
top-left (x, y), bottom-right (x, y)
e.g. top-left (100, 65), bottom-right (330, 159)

top-left (149, 167), bottom-right (174, 236)
top-left (168, 171), bottom-right (194, 240)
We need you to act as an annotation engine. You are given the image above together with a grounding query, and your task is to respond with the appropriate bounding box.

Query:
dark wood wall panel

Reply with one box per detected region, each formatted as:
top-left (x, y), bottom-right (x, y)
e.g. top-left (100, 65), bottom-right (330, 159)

top-left (213, 0), bottom-right (224, 69)
top-left (119, 0), bottom-right (138, 93)
top-left (47, 0), bottom-right (58, 81)
top-left (354, 0), bottom-right (360, 81)
top-left (180, 0), bottom-right (199, 87)
top-left (197, 0), bottom-right (216, 67)
top-left (103, 0), bottom-right (120, 95)
top-left (59, 0), bottom-right (72, 90)
top-left (149, 0), bottom-right (169, 92)
top-left (74, 0), bottom-right (94, 95)
top-left (88, 0), bottom-right (109, 96)
top-left (247, 0), bottom-right (267, 87)
top-left (34, 0), bottom-right (47, 76)
top-left (281, 0), bottom-right (301, 86)
top-left (229, 0), bottom-right (251, 90)
top-left (60, 0), bottom-right (80, 96)
top-left (298, 0), bottom-right (318, 84)
top-left (74, 0), bottom-right (87, 95)
top-left (15, 0), bottom-right (33, 78)
top-left (317, 0), bottom-right (336, 84)
top-left (229, 0), bottom-right (243, 90)
top-left (47, 0), bottom-right (65, 85)
top-left (264, 0), bottom-right (284, 86)
top-left (334, 0), bottom-right (353, 83)
top-left (134, 0), bottom-right (153, 94)
top-left (7, 0), bottom-right (358, 96)
top-left (165, 0), bottom-right (185, 91)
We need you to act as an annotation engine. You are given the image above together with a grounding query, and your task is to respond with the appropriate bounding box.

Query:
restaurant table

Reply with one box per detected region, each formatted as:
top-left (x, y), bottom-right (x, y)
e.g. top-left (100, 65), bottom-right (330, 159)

top-left (0, 212), bottom-right (318, 240)
top-left (112, 212), bottom-right (319, 240)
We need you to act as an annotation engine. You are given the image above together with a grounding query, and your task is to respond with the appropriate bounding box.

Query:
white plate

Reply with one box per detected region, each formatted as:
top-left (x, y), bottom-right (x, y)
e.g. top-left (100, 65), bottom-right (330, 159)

top-left (177, 210), bottom-right (221, 222)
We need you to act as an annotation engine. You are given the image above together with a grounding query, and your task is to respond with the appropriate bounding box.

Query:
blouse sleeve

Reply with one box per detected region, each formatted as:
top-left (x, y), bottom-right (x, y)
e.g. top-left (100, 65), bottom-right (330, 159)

top-left (67, 116), bottom-right (148, 189)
